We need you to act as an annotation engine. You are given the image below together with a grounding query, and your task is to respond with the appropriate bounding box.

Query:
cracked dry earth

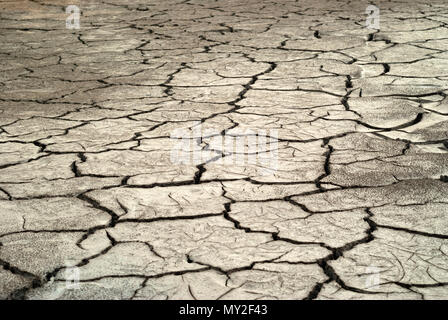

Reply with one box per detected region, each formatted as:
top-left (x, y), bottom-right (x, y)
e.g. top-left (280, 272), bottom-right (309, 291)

top-left (1, 0), bottom-right (448, 301)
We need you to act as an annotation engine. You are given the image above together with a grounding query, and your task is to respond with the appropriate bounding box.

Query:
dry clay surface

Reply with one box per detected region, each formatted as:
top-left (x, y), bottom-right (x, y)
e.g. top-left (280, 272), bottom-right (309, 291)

top-left (0, 0), bottom-right (448, 300)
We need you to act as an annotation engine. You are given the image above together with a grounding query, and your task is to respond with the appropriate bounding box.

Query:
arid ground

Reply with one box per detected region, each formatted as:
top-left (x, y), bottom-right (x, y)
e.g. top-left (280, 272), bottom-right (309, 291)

top-left (0, 0), bottom-right (448, 299)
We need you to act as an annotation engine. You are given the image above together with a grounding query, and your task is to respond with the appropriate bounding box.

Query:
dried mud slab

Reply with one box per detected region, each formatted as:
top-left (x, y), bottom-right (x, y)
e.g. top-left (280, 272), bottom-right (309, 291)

top-left (0, 0), bottom-right (447, 300)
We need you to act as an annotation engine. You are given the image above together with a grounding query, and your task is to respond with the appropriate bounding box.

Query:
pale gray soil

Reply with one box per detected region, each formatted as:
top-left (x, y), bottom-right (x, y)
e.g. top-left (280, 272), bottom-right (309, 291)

top-left (0, 0), bottom-right (447, 300)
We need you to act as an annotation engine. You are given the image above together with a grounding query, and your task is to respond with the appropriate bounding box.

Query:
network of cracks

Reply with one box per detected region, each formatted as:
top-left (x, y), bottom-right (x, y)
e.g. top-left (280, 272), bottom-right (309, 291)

top-left (0, 0), bottom-right (448, 299)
